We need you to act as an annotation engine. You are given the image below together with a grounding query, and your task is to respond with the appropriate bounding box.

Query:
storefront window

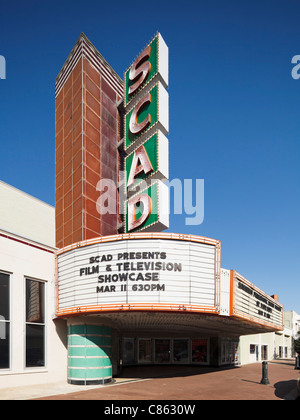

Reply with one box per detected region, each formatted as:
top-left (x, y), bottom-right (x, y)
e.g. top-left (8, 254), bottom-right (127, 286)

top-left (25, 279), bottom-right (45, 367)
top-left (222, 340), bottom-right (239, 364)
top-left (0, 273), bottom-right (10, 369)
top-left (155, 339), bottom-right (170, 363)
top-left (221, 342), bottom-right (226, 364)
top-left (138, 339), bottom-right (152, 363)
top-left (173, 339), bottom-right (189, 363)
top-left (123, 338), bottom-right (135, 365)
top-left (192, 339), bottom-right (207, 363)
top-left (233, 342), bottom-right (239, 364)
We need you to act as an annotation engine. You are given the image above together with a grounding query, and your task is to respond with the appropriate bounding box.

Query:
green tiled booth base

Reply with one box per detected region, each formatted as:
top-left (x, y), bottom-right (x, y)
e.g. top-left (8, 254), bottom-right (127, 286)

top-left (68, 324), bottom-right (112, 385)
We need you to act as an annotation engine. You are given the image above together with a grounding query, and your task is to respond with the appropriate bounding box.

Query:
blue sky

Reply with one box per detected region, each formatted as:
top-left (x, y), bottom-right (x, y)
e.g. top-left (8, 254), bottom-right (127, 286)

top-left (0, 0), bottom-right (299, 313)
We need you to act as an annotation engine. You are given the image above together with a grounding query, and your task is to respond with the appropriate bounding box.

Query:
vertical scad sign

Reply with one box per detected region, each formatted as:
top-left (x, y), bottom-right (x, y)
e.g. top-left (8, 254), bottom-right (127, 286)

top-left (123, 33), bottom-right (169, 233)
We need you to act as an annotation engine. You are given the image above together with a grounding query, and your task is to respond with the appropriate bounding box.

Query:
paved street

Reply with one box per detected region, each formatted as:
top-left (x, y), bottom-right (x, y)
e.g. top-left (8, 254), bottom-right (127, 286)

top-left (30, 359), bottom-right (299, 400)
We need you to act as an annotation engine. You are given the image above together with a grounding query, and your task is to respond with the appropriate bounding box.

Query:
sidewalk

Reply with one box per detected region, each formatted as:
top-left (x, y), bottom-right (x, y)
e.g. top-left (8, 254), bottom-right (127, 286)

top-left (1, 359), bottom-right (299, 400)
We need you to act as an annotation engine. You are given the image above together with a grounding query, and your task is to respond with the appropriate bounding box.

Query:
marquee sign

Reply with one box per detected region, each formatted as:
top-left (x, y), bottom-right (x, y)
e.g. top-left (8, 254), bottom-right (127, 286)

top-left (56, 234), bottom-right (221, 316)
top-left (231, 271), bottom-right (283, 329)
top-left (123, 33), bottom-right (169, 233)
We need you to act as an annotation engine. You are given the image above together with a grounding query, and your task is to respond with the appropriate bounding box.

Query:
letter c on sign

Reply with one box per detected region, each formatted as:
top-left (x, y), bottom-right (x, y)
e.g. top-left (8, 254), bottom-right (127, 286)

top-left (129, 93), bottom-right (151, 135)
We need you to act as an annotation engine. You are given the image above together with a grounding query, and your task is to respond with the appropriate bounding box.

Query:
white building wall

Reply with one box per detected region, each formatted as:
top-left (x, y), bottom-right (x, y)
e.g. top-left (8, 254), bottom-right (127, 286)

top-left (239, 333), bottom-right (275, 365)
top-left (0, 234), bottom-right (67, 389)
top-left (239, 326), bottom-right (293, 365)
top-left (0, 181), bottom-right (55, 248)
top-left (284, 311), bottom-right (300, 338)
top-left (274, 330), bottom-right (293, 359)
top-left (0, 181), bottom-right (67, 389)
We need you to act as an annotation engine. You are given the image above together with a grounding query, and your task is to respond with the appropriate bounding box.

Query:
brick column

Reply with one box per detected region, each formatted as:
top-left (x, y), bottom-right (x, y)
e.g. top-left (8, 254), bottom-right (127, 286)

top-left (55, 33), bottom-right (123, 248)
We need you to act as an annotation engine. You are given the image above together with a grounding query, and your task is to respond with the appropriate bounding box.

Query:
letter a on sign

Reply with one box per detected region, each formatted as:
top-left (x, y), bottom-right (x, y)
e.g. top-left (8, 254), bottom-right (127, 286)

top-left (127, 145), bottom-right (153, 188)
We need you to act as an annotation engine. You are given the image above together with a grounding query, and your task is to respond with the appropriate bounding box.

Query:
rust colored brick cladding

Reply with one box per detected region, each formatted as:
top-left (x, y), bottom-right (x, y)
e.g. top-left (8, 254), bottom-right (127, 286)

top-left (55, 33), bottom-right (123, 248)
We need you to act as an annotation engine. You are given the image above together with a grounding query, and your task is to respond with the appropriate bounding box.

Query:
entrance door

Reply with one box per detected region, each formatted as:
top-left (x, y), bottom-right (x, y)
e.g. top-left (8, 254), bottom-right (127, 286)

top-left (249, 344), bottom-right (258, 363)
top-left (138, 339), bottom-right (152, 364)
top-left (261, 345), bottom-right (268, 361)
top-left (123, 338), bottom-right (135, 365)
top-left (173, 339), bottom-right (189, 364)
top-left (155, 339), bottom-right (171, 363)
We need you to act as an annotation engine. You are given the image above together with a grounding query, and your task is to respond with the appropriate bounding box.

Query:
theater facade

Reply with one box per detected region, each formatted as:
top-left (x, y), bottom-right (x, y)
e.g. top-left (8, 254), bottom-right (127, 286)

top-left (0, 33), bottom-right (284, 389)
top-left (56, 232), bottom-right (283, 385)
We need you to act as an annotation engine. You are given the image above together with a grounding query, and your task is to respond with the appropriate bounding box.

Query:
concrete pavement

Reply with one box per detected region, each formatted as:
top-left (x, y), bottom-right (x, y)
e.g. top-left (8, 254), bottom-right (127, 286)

top-left (0, 359), bottom-right (299, 400)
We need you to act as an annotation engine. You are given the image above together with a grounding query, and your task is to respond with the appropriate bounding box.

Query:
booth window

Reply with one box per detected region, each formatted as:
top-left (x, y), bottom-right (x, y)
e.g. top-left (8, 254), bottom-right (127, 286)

top-left (138, 339), bottom-right (152, 364)
top-left (155, 339), bottom-right (171, 363)
top-left (173, 339), bottom-right (189, 363)
top-left (192, 339), bottom-right (208, 363)
top-left (0, 272), bottom-right (10, 369)
top-left (25, 279), bottom-right (45, 367)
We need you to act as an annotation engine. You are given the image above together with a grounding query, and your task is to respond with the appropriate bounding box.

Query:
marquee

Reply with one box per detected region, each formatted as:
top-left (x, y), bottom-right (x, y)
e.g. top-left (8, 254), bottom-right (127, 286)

top-left (56, 233), bottom-right (221, 317)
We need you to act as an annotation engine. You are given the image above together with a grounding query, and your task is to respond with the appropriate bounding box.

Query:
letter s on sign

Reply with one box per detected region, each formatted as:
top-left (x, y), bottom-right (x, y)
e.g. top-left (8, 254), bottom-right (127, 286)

top-left (291, 55), bottom-right (300, 80)
top-left (129, 46), bottom-right (151, 95)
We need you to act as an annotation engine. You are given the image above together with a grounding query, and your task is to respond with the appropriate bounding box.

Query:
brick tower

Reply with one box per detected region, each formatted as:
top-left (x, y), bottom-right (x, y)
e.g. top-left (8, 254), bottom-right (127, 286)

top-left (55, 33), bottom-right (123, 248)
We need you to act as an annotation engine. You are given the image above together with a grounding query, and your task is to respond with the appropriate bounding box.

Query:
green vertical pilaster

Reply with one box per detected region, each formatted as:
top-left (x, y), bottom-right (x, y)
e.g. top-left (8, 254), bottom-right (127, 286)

top-left (68, 324), bottom-right (112, 385)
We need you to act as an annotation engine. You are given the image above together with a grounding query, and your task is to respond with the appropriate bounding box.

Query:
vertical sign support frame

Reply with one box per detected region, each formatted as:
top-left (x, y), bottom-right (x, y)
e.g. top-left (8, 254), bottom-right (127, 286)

top-left (120, 33), bottom-right (170, 233)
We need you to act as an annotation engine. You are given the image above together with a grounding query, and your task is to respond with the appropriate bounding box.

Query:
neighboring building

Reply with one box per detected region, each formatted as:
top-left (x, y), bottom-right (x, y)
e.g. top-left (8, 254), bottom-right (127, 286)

top-left (0, 181), bottom-right (66, 388)
top-left (284, 310), bottom-right (300, 357)
top-left (285, 311), bottom-right (300, 339)
top-left (238, 310), bottom-right (300, 364)
top-left (239, 328), bottom-right (293, 365)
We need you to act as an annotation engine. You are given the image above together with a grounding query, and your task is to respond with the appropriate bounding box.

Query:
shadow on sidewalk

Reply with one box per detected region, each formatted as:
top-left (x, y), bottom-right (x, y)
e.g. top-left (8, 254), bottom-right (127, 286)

top-left (274, 379), bottom-right (298, 399)
top-left (270, 359), bottom-right (296, 367)
top-left (118, 364), bottom-right (239, 380)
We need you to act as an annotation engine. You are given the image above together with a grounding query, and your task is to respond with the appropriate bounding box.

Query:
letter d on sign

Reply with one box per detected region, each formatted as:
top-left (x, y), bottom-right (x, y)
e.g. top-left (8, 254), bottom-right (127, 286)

top-left (127, 193), bottom-right (152, 231)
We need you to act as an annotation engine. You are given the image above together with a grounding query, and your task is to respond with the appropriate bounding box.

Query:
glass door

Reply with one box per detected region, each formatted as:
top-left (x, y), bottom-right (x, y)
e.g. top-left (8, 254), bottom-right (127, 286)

top-left (261, 345), bottom-right (268, 361)
top-left (155, 339), bottom-right (171, 363)
top-left (192, 339), bottom-right (208, 364)
top-left (123, 338), bottom-right (135, 365)
top-left (138, 339), bottom-right (152, 364)
top-left (173, 339), bottom-right (189, 364)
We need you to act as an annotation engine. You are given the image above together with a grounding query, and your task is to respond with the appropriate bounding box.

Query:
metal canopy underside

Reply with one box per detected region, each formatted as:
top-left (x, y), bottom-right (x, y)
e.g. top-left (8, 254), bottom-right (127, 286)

top-left (66, 311), bottom-right (281, 338)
